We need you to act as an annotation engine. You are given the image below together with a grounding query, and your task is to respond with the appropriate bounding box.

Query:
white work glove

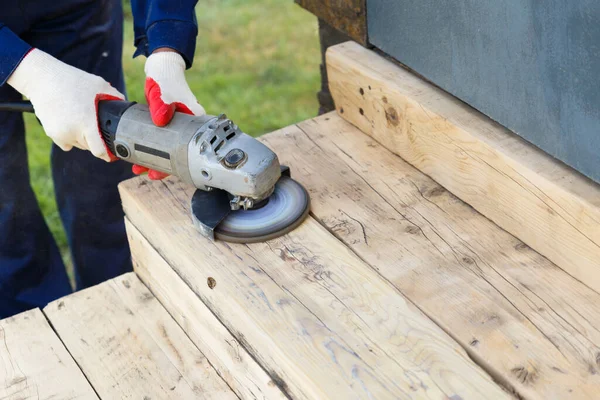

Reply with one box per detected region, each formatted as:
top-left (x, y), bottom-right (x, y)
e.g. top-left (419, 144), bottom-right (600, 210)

top-left (7, 49), bottom-right (125, 162)
top-left (133, 50), bottom-right (205, 180)
top-left (144, 50), bottom-right (205, 126)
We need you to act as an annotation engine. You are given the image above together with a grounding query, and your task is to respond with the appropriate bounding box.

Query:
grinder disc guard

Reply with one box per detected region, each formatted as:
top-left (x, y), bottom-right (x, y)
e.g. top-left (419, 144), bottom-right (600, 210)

top-left (191, 176), bottom-right (310, 243)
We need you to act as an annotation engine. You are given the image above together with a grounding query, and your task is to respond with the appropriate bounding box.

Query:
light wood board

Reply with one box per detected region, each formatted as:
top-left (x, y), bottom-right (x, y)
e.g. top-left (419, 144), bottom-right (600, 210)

top-left (326, 41), bottom-right (600, 295)
top-left (127, 220), bottom-right (287, 400)
top-left (260, 114), bottom-right (600, 400)
top-left (44, 273), bottom-right (235, 400)
top-left (120, 177), bottom-right (509, 399)
top-left (0, 308), bottom-right (98, 400)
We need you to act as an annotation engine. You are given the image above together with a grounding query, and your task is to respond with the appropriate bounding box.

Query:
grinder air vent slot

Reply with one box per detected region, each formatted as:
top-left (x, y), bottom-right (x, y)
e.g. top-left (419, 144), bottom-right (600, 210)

top-left (226, 132), bottom-right (236, 140)
top-left (214, 140), bottom-right (225, 153)
top-left (209, 136), bottom-right (217, 145)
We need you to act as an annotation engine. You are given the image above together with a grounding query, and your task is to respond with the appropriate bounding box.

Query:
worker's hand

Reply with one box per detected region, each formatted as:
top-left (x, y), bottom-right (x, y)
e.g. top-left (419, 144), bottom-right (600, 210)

top-left (144, 49), bottom-right (205, 126)
top-left (133, 49), bottom-right (205, 180)
top-left (7, 49), bottom-right (125, 162)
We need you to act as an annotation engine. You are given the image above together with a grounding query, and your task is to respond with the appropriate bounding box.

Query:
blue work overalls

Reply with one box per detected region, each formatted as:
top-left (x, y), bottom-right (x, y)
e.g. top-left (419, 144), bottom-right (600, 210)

top-left (0, 0), bottom-right (199, 318)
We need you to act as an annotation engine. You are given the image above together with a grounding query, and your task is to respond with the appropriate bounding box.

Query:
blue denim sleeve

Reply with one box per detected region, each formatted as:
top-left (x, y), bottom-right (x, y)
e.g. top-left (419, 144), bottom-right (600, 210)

top-left (0, 24), bottom-right (32, 86)
top-left (131, 0), bottom-right (199, 69)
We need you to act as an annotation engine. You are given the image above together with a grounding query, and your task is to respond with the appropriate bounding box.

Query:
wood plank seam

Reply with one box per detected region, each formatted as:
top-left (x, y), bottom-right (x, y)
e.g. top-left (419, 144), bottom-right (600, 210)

top-left (110, 275), bottom-right (241, 398)
top-left (130, 223), bottom-right (292, 400)
top-left (0, 309), bottom-right (99, 399)
top-left (326, 41), bottom-right (600, 295)
top-left (106, 281), bottom-right (234, 398)
top-left (131, 218), bottom-right (296, 398)
top-left (296, 123), bottom-right (520, 398)
top-left (126, 219), bottom-right (290, 400)
top-left (130, 219), bottom-right (315, 400)
top-left (44, 273), bottom-right (237, 399)
top-left (154, 241), bottom-right (309, 400)
top-left (40, 309), bottom-right (103, 399)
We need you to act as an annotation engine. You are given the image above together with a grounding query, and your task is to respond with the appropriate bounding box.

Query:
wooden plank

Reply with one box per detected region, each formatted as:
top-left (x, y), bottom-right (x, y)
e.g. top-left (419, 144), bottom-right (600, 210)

top-left (120, 178), bottom-right (509, 399)
top-left (126, 220), bottom-right (287, 400)
top-left (261, 113), bottom-right (600, 399)
top-left (326, 41), bottom-right (600, 295)
top-left (0, 308), bottom-right (98, 400)
top-left (44, 273), bottom-right (236, 400)
top-left (295, 0), bottom-right (367, 44)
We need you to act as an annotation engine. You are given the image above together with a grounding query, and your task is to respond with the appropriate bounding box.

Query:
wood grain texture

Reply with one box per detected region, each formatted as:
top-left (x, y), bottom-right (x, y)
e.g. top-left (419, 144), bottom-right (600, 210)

top-left (120, 177), bottom-right (508, 399)
top-left (0, 309), bottom-right (98, 400)
top-left (326, 41), bottom-right (600, 295)
top-left (261, 114), bottom-right (600, 400)
top-left (295, 0), bottom-right (367, 44)
top-left (44, 273), bottom-right (235, 400)
top-left (127, 220), bottom-right (287, 400)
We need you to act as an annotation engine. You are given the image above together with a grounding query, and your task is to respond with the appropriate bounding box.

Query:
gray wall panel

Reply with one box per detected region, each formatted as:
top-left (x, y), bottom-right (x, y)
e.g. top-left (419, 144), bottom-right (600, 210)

top-left (368, 0), bottom-right (600, 182)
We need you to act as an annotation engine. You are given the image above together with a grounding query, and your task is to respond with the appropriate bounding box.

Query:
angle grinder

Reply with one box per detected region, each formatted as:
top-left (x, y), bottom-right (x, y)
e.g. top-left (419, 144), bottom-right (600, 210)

top-left (0, 100), bottom-right (310, 243)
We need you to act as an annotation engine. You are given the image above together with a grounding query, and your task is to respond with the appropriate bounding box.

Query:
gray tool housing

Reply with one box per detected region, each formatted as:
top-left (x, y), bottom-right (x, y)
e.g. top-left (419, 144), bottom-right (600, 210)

top-left (112, 104), bottom-right (281, 205)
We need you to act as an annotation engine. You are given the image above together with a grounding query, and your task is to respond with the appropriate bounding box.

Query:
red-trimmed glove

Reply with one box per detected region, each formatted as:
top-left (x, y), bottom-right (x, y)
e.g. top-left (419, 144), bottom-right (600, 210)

top-left (133, 50), bottom-right (206, 180)
top-left (7, 49), bottom-right (125, 162)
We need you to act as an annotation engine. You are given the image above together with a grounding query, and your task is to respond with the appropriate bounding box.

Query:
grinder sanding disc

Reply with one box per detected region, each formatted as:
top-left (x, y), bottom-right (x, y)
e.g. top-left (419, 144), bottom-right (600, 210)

top-left (215, 176), bottom-right (310, 243)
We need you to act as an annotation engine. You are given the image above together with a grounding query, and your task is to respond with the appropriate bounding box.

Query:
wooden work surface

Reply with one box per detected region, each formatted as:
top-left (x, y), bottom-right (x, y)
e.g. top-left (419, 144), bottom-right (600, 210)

top-left (0, 274), bottom-right (236, 400)
top-left (2, 117), bottom-right (598, 400)
top-left (118, 112), bottom-right (600, 400)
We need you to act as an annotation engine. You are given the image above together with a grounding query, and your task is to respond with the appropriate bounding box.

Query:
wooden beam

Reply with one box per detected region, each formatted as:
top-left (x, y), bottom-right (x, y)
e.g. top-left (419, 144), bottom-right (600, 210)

top-left (327, 41), bottom-right (600, 294)
top-left (295, 0), bottom-right (367, 44)
top-left (44, 273), bottom-right (235, 399)
top-left (261, 114), bottom-right (600, 399)
top-left (126, 220), bottom-right (287, 400)
top-left (0, 309), bottom-right (98, 400)
top-left (120, 177), bottom-right (509, 400)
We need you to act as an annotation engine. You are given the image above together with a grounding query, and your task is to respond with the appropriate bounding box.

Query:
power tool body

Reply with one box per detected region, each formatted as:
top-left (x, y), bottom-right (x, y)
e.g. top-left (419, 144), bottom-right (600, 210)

top-left (2, 100), bottom-right (310, 243)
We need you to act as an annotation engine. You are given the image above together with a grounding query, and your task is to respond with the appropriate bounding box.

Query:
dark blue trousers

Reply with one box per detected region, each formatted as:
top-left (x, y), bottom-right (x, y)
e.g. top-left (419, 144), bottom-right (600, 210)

top-left (0, 0), bottom-right (134, 318)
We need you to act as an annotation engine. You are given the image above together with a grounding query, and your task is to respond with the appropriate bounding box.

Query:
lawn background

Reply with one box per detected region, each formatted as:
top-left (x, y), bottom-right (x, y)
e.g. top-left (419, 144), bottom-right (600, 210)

top-left (24, 0), bottom-right (320, 272)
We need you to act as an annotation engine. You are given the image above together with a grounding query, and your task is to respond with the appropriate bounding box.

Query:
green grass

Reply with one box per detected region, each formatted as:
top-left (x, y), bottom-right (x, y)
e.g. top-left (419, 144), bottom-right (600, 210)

top-left (25, 0), bottom-right (320, 266)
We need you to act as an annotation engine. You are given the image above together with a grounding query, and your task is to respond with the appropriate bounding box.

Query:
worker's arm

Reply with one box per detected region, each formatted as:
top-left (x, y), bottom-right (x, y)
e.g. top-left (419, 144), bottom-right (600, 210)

top-left (0, 24), bottom-right (32, 86)
top-left (131, 0), bottom-right (200, 69)
top-left (130, 0), bottom-right (205, 180)
top-left (130, 0), bottom-right (204, 125)
top-left (0, 24), bottom-right (124, 161)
